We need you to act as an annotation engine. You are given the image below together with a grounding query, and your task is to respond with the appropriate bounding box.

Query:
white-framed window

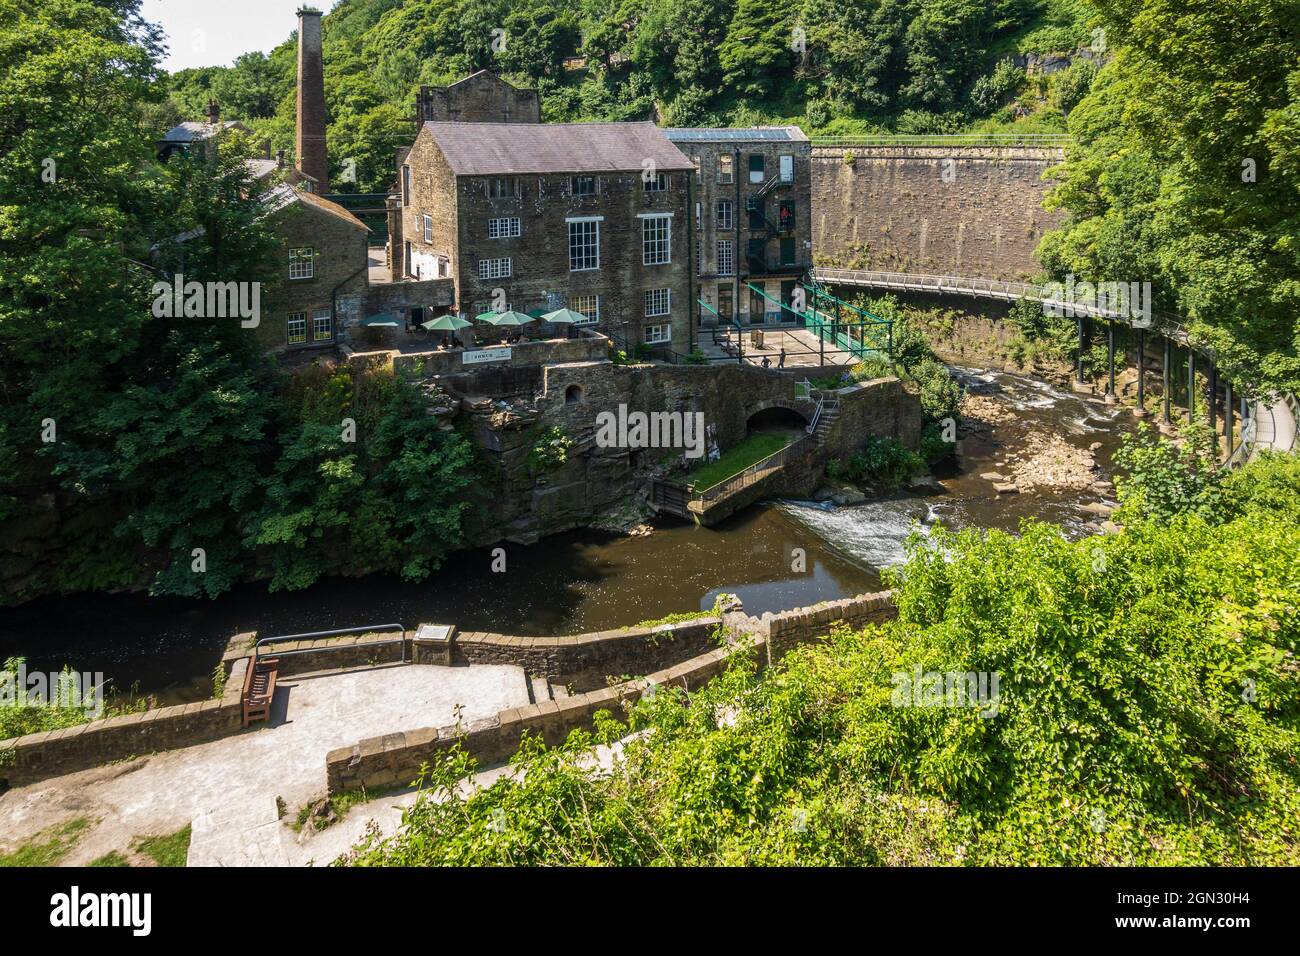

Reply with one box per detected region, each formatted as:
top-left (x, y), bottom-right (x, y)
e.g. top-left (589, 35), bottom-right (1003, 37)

top-left (695, 201), bottom-right (702, 231)
top-left (717, 154), bottom-right (733, 184)
top-left (642, 214), bottom-right (671, 265)
top-left (478, 257), bottom-right (512, 280)
top-left (312, 307), bottom-right (332, 342)
top-left (642, 172), bottom-right (668, 193)
top-left (644, 323), bottom-right (672, 344)
top-left (487, 176), bottom-right (519, 199)
top-left (570, 175), bottom-right (597, 196)
top-left (422, 214), bottom-right (433, 243)
top-left (569, 294), bottom-right (600, 324)
top-left (716, 199), bottom-right (733, 230)
top-left (645, 288), bottom-right (671, 317)
top-left (568, 218), bottom-right (600, 271)
top-left (692, 157), bottom-right (701, 183)
top-left (288, 247), bottom-right (314, 280)
top-left (286, 312), bottom-right (307, 345)
top-left (717, 239), bottom-right (733, 276)
top-left (487, 217), bottom-right (521, 239)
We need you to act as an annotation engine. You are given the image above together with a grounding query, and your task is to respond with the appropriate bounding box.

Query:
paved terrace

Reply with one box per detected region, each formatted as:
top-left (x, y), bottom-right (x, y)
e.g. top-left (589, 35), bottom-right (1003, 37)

top-left (0, 664), bottom-right (530, 867)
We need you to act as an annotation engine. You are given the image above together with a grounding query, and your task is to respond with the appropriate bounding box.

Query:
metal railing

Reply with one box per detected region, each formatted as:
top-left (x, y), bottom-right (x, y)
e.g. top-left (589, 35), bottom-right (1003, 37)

top-left (810, 133), bottom-right (1073, 148)
top-left (690, 435), bottom-right (814, 505)
top-left (254, 623), bottom-right (407, 663)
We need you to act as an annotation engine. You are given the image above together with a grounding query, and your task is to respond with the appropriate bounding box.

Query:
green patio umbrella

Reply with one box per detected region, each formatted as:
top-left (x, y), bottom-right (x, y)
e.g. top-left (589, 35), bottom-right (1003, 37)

top-left (361, 312), bottom-right (401, 328)
top-left (479, 309), bottom-right (535, 326)
top-left (540, 307), bottom-right (589, 324)
top-left (474, 310), bottom-right (500, 322)
top-left (421, 314), bottom-right (472, 331)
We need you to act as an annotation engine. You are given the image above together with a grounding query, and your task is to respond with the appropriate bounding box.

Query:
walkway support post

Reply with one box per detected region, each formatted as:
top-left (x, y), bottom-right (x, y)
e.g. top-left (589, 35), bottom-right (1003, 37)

top-left (1076, 316), bottom-right (1087, 384)
top-left (1135, 329), bottom-right (1147, 416)
top-left (1187, 350), bottom-right (1195, 424)
top-left (1162, 338), bottom-right (1172, 425)
top-left (1208, 364), bottom-right (1218, 451)
top-left (1105, 321), bottom-right (1117, 403)
top-left (1225, 379), bottom-right (1234, 456)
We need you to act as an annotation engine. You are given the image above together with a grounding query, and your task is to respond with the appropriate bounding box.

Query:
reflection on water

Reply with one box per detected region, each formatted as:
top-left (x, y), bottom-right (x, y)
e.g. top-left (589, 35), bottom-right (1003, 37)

top-left (0, 366), bottom-right (1132, 702)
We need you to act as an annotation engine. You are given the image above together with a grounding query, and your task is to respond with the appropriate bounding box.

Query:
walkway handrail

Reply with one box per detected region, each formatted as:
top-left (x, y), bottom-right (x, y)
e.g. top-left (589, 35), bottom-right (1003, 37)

top-left (811, 268), bottom-right (1190, 341)
top-left (254, 624), bottom-right (407, 663)
top-left (810, 133), bottom-right (1073, 148)
top-left (691, 436), bottom-right (814, 504)
top-left (806, 396), bottom-right (825, 434)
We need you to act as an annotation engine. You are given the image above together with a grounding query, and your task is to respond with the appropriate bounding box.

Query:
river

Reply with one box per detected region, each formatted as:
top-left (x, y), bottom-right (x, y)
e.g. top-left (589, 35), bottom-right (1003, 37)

top-left (0, 367), bottom-right (1130, 704)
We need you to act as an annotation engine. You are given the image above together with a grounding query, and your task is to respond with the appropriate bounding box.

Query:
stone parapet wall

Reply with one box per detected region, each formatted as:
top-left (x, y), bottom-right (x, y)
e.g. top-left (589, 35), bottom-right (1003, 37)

top-left (762, 591), bottom-right (898, 657)
top-left (325, 591), bottom-right (898, 795)
top-left (454, 617), bottom-right (719, 692)
top-left (0, 656), bottom-right (248, 789)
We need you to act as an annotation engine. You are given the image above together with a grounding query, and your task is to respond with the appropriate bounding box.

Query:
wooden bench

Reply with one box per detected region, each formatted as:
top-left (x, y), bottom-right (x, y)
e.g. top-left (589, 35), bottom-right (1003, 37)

top-left (242, 656), bottom-right (280, 727)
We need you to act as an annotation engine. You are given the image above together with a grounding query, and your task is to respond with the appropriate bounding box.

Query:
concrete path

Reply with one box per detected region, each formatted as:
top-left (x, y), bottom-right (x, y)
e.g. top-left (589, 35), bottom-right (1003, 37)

top-left (0, 663), bottom-right (530, 867)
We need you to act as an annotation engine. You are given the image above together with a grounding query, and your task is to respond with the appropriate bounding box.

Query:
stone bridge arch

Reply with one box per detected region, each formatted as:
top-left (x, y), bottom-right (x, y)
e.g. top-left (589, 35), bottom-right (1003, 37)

top-left (743, 397), bottom-right (813, 434)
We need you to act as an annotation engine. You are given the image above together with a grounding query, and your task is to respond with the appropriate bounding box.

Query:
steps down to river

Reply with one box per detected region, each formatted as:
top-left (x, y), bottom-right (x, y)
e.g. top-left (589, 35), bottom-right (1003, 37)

top-left (812, 404), bottom-right (840, 445)
top-left (526, 672), bottom-right (571, 704)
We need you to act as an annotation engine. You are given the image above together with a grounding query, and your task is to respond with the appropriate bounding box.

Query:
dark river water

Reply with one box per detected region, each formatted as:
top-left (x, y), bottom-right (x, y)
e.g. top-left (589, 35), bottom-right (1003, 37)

top-left (0, 367), bottom-right (1130, 704)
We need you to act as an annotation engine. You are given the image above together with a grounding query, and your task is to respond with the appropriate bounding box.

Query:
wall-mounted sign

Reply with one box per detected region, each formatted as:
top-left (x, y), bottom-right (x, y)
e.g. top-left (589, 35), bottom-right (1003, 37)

top-left (463, 348), bottom-right (511, 365)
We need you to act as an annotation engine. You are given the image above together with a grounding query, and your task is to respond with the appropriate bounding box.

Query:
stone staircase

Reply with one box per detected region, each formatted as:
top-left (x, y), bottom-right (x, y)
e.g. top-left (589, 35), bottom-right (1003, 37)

top-left (526, 672), bottom-right (571, 704)
top-left (809, 401), bottom-right (840, 446)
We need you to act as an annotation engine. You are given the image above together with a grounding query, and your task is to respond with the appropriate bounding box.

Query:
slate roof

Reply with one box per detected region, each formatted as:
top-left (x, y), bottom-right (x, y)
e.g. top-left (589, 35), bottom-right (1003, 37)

top-left (160, 120), bottom-right (246, 144)
top-left (262, 184), bottom-right (370, 231)
top-left (421, 121), bottom-right (694, 176)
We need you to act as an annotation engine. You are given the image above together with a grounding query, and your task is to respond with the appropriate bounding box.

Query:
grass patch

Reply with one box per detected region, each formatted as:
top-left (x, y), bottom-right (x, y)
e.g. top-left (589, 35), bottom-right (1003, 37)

top-left (685, 433), bottom-right (793, 492)
top-left (88, 851), bottom-right (131, 867)
top-left (293, 787), bottom-right (377, 833)
top-left (132, 825), bottom-right (191, 867)
top-left (0, 817), bottom-right (93, 867)
top-left (634, 611), bottom-right (708, 628)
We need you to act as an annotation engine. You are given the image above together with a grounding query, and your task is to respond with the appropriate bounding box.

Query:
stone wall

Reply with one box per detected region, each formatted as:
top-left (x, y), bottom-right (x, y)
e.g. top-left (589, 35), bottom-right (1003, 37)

top-left (416, 72), bottom-right (541, 124)
top-left (760, 591), bottom-right (898, 657)
top-left (454, 361), bottom-right (922, 543)
top-left (823, 376), bottom-right (924, 459)
top-left (325, 590), bottom-right (899, 795)
top-left (454, 617), bottom-right (719, 692)
top-left (811, 145), bottom-right (1065, 281)
top-left (0, 656), bottom-right (248, 789)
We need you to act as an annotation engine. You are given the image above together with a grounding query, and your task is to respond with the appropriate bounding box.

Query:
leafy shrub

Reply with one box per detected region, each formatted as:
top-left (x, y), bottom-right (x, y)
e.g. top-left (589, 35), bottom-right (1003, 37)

top-left (969, 60), bottom-right (1025, 116)
top-left (1049, 60), bottom-right (1098, 115)
top-left (844, 436), bottom-right (924, 490)
top-left (1113, 422), bottom-right (1225, 523)
top-left (527, 427), bottom-right (572, 475)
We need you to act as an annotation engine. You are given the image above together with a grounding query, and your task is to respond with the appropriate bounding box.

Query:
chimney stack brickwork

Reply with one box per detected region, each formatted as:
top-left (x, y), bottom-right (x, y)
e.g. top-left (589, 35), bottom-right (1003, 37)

top-left (295, 8), bottom-right (329, 192)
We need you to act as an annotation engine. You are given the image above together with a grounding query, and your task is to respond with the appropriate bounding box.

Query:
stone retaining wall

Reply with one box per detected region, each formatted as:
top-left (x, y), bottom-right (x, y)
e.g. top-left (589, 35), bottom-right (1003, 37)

top-left (811, 145), bottom-right (1065, 281)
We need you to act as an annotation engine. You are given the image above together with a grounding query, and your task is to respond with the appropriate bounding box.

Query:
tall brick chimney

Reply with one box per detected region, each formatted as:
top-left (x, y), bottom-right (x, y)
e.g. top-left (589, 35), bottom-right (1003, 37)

top-left (295, 7), bottom-right (328, 192)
